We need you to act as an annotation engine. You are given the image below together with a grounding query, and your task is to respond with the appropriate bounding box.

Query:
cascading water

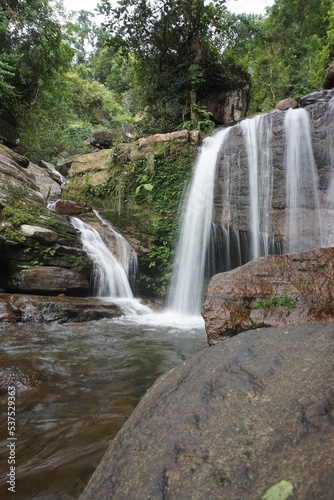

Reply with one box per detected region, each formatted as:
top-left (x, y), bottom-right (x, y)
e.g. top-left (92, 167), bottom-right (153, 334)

top-left (92, 209), bottom-right (138, 289)
top-left (70, 217), bottom-right (134, 298)
top-left (241, 113), bottom-right (274, 259)
top-left (168, 127), bottom-right (230, 316)
top-left (284, 108), bottom-right (323, 253)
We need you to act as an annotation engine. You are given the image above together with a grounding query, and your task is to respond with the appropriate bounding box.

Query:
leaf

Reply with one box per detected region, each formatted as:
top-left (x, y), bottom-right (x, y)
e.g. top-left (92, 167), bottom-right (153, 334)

top-left (143, 183), bottom-right (153, 191)
top-left (262, 480), bottom-right (294, 500)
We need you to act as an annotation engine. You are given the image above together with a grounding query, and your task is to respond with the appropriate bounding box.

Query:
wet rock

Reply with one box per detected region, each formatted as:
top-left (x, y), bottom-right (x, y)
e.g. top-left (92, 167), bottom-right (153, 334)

top-left (202, 247), bottom-right (334, 344)
top-left (80, 322), bottom-right (334, 500)
top-left (275, 97), bottom-right (298, 110)
top-left (0, 293), bottom-right (124, 323)
top-left (0, 358), bottom-right (49, 393)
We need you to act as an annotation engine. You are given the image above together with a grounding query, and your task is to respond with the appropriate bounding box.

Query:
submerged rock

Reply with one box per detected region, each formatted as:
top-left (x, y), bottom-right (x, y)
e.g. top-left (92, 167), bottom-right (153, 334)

top-left (202, 247), bottom-right (334, 344)
top-left (80, 322), bottom-right (334, 500)
top-left (0, 358), bottom-right (49, 393)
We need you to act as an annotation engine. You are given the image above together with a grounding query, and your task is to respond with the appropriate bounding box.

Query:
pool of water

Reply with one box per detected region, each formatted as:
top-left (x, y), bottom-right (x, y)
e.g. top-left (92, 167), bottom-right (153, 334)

top-left (0, 310), bottom-right (207, 499)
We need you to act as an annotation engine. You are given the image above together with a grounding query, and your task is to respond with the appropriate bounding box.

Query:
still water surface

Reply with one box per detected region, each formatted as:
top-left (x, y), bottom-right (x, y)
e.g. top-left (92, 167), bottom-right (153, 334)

top-left (0, 310), bottom-right (207, 499)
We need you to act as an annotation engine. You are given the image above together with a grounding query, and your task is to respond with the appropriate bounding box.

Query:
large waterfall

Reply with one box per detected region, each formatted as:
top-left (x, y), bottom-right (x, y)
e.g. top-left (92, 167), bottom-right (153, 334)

top-left (168, 128), bottom-right (230, 315)
top-left (169, 92), bottom-right (334, 317)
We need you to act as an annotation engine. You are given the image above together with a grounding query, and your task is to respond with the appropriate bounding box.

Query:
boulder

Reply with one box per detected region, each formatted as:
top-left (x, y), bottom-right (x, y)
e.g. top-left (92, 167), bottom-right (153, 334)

top-left (91, 131), bottom-right (120, 149)
top-left (0, 293), bottom-right (124, 324)
top-left (202, 247), bottom-right (334, 344)
top-left (80, 322), bottom-right (334, 500)
top-left (54, 200), bottom-right (91, 215)
top-left (323, 60), bottom-right (334, 89)
top-left (21, 225), bottom-right (58, 243)
top-left (275, 98), bottom-right (298, 110)
top-left (9, 266), bottom-right (90, 295)
top-left (66, 149), bottom-right (111, 186)
top-left (201, 86), bottom-right (250, 124)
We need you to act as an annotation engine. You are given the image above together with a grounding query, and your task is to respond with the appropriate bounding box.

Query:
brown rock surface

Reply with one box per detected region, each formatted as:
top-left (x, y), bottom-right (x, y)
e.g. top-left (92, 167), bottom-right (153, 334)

top-left (275, 97), bottom-right (298, 110)
top-left (202, 247), bottom-right (334, 344)
top-left (80, 322), bottom-right (334, 500)
top-left (11, 266), bottom-right (90, 295)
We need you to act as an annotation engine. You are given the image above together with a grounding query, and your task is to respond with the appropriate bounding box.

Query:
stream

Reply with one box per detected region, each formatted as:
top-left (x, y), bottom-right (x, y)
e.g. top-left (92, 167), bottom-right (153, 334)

top-left (0, 310), bottom-right (206, 499)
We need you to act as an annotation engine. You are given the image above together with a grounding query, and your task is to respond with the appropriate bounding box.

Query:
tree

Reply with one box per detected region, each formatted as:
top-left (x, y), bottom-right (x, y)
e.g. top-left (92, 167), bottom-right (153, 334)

top-left (97, 0), bottom-right (243, 129)
top-left (0, 0), bottom-right (74, 110)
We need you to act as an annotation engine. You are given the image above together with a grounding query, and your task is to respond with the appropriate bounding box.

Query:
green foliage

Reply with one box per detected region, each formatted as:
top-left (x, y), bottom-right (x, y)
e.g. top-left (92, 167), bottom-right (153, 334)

top-left (253, 294), bottom-right (296, 310)
top-left (229, 0), bottom-right (334, 113)
top-left (262, 480), bottom-right (294, 500)
top-left (178, 103), bottom-right (215, 135)
top-left (97, 0), bottom-right (249, 131)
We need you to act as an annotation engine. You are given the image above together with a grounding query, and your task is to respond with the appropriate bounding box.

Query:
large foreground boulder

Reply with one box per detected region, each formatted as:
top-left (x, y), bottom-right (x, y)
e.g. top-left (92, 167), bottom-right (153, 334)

top-left (202, 247), bottom-right (334, 345)
top-left (80, 323), bottom-right (334, 499)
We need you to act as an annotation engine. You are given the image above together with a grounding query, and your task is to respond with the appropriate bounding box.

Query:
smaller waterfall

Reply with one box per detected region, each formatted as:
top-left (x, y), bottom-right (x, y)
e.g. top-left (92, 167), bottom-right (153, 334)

top-left (284, 108), bottom-right (322, 253)
top-left (92, 210), bottom-right (138, 290)
top-left (71, 217), bottom-right (133, 298)
top-left (168, 127), bottom-right (230, 316)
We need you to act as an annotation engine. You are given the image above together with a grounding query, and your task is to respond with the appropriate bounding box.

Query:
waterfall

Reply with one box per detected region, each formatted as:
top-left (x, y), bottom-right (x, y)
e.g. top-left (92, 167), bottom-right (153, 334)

top-left (70, 217), bottom-right (134, 299)
top-left (168, 127), bottom-right (230, 316)
top-left (284, 108), bottom-right (323, 252)
top-left (241, 113), bottom-right (274, 259)
top-left (92, 209), bottom-right (138, 290)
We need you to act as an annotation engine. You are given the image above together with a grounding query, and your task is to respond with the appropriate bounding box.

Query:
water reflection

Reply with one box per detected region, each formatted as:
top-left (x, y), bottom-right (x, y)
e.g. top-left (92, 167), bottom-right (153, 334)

top-left (0, 315), bottom-right (207, 499)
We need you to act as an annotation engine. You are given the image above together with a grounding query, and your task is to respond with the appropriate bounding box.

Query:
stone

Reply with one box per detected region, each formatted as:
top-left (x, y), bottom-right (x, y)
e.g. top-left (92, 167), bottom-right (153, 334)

top-left (26, 162), bottom-right (62, 203)
top-left (91, 131), bottom-right (119, 149)
top-left (54, 200), bottom-right (91, 215)
top-left (138, 130), bottom-right (190, 147)
top-left (10, 266), bottom-right (90, 295)
top-left (0, 293), bottom-right (124, 323)
top-left (80, 322), bottom-right (334, 500)
top-left (21, 225), bottom-right (58, 243)
top-left (274, 98), bottom-right (298, 110)
top-left (66, 149), bottom-right (111, 186)
top-left (202, 247), bottom-right (334, 344)
top-left (323, 60), bottom-right (334, 89)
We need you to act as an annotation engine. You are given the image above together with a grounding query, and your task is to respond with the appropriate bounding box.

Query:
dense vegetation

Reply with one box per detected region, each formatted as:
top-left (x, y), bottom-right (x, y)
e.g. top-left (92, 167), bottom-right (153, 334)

top-left (1, 0), bottom-right (333, 161)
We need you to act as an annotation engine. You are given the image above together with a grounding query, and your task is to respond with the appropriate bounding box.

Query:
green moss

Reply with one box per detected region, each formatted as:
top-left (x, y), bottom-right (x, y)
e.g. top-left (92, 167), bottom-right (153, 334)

top-left (252, 294), bottom-right (296, 310)
top-left (262, 480), bottom-right (294, 500)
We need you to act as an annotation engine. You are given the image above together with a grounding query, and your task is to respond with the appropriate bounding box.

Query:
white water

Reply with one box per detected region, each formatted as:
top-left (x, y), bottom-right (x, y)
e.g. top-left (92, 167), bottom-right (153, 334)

top-left (71, 217), bottom-right (134, 298)
top-left (284, 108), bottom-right (323, 252)
top-left (241, 113), bottom-right (274, 259)
top-left (93, 209), bottom-right (138, 283)
top-left (168, 127), bottom-right (230, 316)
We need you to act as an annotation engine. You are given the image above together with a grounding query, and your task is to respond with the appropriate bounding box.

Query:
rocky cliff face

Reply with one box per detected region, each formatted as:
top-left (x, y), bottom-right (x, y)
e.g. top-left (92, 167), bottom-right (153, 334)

top-left (213, 89), bottom-right (334, 253)
top-left (0, 148), bottom-right (92, 295)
